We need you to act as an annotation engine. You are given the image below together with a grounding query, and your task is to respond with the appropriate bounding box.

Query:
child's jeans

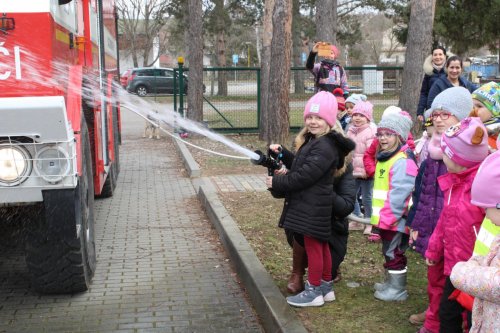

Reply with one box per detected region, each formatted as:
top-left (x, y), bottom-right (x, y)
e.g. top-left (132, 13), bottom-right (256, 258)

top-left (424, 260), bottom-right (446, 333)
top-left (379, 229), bottom-right (409, 270)
top-left (304, 235), bottom-right (332, 286)
top-left (353, 178), bottom-right (373, 218)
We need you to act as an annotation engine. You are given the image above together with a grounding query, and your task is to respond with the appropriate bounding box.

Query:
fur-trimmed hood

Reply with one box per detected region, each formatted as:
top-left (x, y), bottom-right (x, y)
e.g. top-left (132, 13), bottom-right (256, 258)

top-left (423, 54), bottom-right (437, 76)
top-left (423, 52), bottom-right (455, 76)
top-left (325, 130), bottom-right (356, 173)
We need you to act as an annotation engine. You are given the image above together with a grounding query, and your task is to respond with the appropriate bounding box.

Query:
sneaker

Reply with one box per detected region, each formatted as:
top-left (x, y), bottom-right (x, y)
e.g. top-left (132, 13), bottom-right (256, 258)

top-left (320, 280), bottom-right (336, 302)
top-left (286, 281), bottom-right (324, 307)
top-left (368, 233), bottom-right (382, 243)
top-left (409, 311), bottom-right (426, 325)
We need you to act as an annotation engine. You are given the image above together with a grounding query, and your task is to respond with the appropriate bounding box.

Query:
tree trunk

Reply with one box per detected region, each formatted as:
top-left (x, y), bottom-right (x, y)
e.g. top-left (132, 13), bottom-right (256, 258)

top-left (315, 0), bottom-right (336, 44)
top-left (292, 0), bottom-right (304, 94)
top-left (187, 0), bottom-right (204, 122)
top-left (216, 31), bottom-right (228, 96)
top-left (259, 0), bottom-right (275, 141)
top-left (262, 0), bottom-right (292, 144)
top-left (399, 0), bottom-right (435, 134)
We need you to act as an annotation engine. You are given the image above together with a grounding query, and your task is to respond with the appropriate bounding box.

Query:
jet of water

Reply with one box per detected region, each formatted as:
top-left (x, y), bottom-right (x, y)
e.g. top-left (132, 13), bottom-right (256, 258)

top-left (8, 48), bottom-right (261, 161)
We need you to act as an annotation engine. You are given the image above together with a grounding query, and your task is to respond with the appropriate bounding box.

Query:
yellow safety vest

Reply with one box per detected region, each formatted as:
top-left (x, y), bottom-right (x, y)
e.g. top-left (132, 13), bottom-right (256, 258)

top-left (371, 151), bottom-right (407, 226)
top-left (473, 217), bottom-right (500, 256)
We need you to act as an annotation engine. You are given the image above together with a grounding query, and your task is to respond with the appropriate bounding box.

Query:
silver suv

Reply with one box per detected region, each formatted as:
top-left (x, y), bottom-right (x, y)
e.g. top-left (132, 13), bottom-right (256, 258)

top-left (126, 67), bottom-right (188, 96)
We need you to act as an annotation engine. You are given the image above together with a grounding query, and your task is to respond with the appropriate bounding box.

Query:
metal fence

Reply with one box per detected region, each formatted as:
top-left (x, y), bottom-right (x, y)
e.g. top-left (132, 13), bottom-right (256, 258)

top-left (173, 66), bottom-right (404, 133)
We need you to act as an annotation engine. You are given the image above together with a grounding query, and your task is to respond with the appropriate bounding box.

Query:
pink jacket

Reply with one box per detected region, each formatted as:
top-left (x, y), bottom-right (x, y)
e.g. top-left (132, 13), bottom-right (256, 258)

top-left (364, 133), bottom-right (416, 178)
top-left (450, 235), bottom-right (500, 333)
top-left (347, 124), bottom-right (376, 178)
top-left (425, 165), bottom-right (486, 276)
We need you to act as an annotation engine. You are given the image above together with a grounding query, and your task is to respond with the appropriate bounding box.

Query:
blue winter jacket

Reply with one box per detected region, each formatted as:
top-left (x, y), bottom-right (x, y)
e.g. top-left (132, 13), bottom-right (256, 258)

top-left (417, 68), bottom-right (446, 117)
top-left (426, 76), bottom-right (478, 110)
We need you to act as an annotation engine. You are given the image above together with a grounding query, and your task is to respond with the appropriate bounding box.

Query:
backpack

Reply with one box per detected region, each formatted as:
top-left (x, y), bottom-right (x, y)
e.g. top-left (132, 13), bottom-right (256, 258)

top-left (316, 59), bottom-right (344, 92)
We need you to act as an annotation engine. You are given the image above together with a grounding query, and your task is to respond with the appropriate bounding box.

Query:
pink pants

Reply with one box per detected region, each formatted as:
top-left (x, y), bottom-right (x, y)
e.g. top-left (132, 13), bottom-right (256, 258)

top-left (424, 260), bottom-right (446, 333)
top-left (304, 235), bottom-right (332, 286)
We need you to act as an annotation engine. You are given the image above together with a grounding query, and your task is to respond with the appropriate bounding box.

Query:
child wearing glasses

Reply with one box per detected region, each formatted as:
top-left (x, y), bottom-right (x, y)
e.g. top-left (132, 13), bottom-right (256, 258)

top-left (406, 87), bottom-right (472, 332)
top-left (346, 101), bottom-right (376, 235)
top-left (425, 117), bottom-right (488, 332)
top-left (371, 111), bottom-right (417, 302)
top-left (450, 150), bottom-right (500, 333)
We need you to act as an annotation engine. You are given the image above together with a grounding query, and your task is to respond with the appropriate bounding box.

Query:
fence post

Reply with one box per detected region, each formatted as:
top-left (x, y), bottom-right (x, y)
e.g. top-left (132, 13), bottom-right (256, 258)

top-left (173, 68), bottom-right (177, 112)
top-left (177, 57), bottom-right (185, 118)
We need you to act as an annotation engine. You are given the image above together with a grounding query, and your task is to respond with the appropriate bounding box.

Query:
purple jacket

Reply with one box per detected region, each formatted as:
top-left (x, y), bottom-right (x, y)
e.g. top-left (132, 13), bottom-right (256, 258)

top-left (409, 158), bottom-right (448, 257)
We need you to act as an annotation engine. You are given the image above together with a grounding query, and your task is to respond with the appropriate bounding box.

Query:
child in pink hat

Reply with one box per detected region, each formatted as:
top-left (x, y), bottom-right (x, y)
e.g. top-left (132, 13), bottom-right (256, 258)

top-left (425, 117), bottom-right (489, 332)
top-left (347, 101), bottom-right (377, 235)
top-left (450, 150), bottom-right (500, 333)
top-left (266, 91), bottom-right (356, 307)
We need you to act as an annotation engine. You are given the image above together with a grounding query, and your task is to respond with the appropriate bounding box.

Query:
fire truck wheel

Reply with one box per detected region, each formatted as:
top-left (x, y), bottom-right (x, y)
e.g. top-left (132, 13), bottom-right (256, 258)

top-left (135, 85), bottom-right (148, 97)
top-left (25, 121), bottom-right (96, 294)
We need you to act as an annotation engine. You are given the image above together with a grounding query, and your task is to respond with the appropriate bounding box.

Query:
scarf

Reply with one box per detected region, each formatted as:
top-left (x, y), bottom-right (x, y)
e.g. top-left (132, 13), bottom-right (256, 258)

top-left (428, 131), bottom-right (444, 160)
top-left (432, 62), bottom-right (444, 73)
top-left (348, 123), bottom-right (369, 135)
top-left (376, 144), bottom-right (402, 162)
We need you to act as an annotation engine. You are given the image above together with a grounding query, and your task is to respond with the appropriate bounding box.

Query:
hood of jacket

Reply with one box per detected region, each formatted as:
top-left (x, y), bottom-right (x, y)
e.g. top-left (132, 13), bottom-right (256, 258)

top-left (423, 52), bottom-right (454, 76)
top-left (324, 130), bottom-right (356, 172)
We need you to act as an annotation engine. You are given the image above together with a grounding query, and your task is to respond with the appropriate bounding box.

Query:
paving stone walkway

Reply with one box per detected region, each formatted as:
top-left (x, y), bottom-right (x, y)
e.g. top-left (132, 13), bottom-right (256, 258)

top-left (0, 111), bottom-right (263, 333)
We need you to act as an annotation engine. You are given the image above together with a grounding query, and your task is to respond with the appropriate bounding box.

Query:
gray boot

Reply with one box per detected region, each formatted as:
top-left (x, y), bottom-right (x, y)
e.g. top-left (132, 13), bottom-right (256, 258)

top-left (374, 269), bottom-right (389, 291)
top-left (374, 269), bottom-right (408, 301)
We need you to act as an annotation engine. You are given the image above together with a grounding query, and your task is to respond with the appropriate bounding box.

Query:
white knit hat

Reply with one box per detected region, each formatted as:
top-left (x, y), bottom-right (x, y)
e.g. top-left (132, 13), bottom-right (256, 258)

top-left (345, 93), bottom-right (367, 105)
top-left (425, 86), bottom-right (473, 120)
top-left (378, 111), bottom-right (413, 141)
top-left (382, 106), bottom-right (402, 119)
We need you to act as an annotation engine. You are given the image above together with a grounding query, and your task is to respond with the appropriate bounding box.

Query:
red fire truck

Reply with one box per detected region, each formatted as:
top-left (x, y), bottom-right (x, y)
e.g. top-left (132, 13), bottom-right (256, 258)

top-left (0, 0), bottom-right (120, 293)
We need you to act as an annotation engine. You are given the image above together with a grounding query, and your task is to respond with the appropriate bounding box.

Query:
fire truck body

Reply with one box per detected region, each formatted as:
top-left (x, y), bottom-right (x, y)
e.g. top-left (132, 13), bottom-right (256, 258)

top-left (0, 0), bottom-right (120, 293)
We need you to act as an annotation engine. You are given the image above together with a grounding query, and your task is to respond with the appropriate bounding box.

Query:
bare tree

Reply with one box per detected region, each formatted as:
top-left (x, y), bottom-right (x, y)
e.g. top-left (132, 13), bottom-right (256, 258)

top-left (316, 0), bottom-right (336, 43)
top-left (210, 0), bottom-right (229, 96)
top-left (292, 0), bottom-right (305, 94)
top-left (187, 0), bottom-right (204, 122)
top-left (261, 0), bottom-right (293, 144)
top-left (116, 0), bottom-right (169, 67)
top-left (259, 0), bottom-right (275, 141)
top-left (399, 0), bottom-right (435, 133)
top-left (357, 14), bottom-right (403, 65)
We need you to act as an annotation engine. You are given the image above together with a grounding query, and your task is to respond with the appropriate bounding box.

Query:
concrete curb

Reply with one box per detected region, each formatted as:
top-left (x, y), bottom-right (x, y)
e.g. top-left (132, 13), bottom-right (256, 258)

top-left (197, 185), bottom-right (307, 333)
top-left (172, 136), bottom-right (201, 178)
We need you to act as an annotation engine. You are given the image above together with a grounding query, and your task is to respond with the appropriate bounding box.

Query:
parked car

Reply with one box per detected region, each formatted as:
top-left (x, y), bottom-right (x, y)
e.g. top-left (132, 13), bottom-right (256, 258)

top-left (126, 67), bottom-right (188, 96)
top-left (120, 68), bottom-right (132, 88)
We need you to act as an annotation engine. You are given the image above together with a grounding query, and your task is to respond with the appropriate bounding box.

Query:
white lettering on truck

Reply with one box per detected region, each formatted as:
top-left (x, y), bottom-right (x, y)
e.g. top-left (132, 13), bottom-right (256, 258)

top-left (0, 42), bottom-right (22, 80)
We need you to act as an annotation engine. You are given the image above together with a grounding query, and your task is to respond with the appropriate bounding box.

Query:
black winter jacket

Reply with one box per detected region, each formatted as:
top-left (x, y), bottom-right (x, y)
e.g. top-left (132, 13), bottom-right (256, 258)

top-left (417, 68), bottom-right (446, 117)
top-left (329, 161), bottom-right (356, 238)
top-left (272, 131), bottom-right (356, 242)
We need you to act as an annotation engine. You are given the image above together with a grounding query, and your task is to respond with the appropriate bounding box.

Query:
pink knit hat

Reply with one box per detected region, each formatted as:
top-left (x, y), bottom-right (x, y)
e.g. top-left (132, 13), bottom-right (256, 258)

top-left (303, 91), bottom-right (338, 127)
top-left (331, 45), bottom-right (339, 57)
top-left (352, 101), bottom-right (373, 121)
top-left (440, 117), bottom-right (489, 168)
top-left (471, 150), bottom-right (500, 208)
